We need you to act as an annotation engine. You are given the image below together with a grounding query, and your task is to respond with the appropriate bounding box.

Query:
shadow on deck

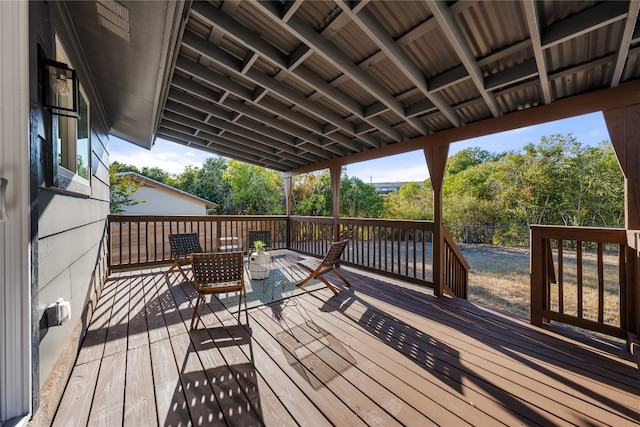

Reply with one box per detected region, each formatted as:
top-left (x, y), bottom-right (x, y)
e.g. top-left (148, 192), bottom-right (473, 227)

top-left (53, 263), bottom-right (640, 426)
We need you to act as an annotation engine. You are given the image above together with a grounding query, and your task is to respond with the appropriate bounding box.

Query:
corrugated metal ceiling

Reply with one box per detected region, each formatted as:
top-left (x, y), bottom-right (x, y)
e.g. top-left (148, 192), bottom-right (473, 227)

top-left (154, 0), bottom-right (640, 173)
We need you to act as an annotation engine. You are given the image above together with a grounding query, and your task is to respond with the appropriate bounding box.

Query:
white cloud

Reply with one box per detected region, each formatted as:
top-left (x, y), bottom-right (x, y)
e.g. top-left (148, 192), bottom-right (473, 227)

top-left (111, 137), bottom-right (211, 175)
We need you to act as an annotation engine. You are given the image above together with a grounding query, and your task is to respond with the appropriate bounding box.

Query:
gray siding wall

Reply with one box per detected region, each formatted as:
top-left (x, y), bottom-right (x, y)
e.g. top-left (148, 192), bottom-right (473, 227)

top-left (31, 0), bottom-right (111, 405)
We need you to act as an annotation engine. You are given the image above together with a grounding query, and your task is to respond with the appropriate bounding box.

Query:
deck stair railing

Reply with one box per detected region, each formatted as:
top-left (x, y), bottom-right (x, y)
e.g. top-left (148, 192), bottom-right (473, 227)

top-left (530, 225), bottom-right (632, 339)
top-left (443, 225), bottom-right (469, 298)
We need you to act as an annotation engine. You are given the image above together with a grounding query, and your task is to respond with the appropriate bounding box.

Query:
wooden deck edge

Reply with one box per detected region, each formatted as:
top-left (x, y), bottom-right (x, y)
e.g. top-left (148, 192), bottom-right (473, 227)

top-left (628, 331), bottom-right (640, 369)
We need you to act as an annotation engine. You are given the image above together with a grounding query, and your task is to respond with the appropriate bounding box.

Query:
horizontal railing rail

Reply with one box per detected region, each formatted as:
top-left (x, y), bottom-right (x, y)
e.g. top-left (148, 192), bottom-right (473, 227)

top-left (530, 225), bottom-right (629, 339)
top-left (107, 215), bottom-right (287, 270)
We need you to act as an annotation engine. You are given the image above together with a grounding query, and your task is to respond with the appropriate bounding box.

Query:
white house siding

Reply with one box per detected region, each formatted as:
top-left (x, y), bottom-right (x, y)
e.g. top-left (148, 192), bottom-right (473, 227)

top-left (124, 185), bottom-right (208, 215)
top-left (27, 2), bottom-right (111, 423)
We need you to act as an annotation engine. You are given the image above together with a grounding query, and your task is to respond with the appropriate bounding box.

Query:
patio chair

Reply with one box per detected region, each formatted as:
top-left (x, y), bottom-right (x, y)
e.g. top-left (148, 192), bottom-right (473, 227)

top-left (167, 233), bottom-right (203, 282)
top-left (296, 239), bottom-right (351, 295)
top-left (248, 230), bottom-right (271, 252)
top-left (190, 251), bottom-right (246, 329)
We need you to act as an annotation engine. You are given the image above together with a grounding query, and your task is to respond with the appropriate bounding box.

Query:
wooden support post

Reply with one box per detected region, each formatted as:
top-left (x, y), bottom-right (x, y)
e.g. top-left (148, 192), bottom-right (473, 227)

top-left (530, 226), bottom-right (544, 326)
top-left (330, 164), bottom-right (341, 241)
top-left (424, 144), bottom-right (449, 297)
top-left (604, 105), bottom-right (640, 335)
top-left (284, 175), bottom-right (291, 248)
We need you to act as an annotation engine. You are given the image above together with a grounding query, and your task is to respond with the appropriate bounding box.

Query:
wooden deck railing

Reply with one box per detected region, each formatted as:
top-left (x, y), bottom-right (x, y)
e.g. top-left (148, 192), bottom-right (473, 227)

top-left (107, 215), bottom-right (287, 270)
top-left (443, 225), bottom-right (469, 298)
top-left (290, 216), bottom-right (434, 286)
top-left (108, 214), bottom-right (469, 299)
top-left (289, 216), bottom-right (468, 298)
top-left (530, 225), bottom-right (630, 339)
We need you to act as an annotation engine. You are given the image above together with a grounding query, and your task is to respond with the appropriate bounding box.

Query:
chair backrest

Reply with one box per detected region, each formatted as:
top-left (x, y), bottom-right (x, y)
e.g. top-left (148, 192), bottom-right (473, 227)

top-left (320, 239), bottom-right (349, 267)
top-left (191, 252), bottom-right (244, 289)
top-left (248, 230), bottom-right (271, 250)
top-left (336, 225), bottom-right (354, 241)
top-left (169, 233), bottom-right (203, 258)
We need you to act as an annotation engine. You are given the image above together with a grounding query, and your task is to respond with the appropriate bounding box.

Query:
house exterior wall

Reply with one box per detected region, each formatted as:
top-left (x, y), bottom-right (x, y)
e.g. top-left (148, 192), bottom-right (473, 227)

top-left (25, 2), bottom-right (111, 423)
top-left (123, 185), bottom-right (209, 215)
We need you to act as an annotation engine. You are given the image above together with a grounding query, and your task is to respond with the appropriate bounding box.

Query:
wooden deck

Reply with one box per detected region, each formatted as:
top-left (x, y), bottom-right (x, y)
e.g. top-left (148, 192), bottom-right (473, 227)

top-left (53, 264), bottom-right (640, 426)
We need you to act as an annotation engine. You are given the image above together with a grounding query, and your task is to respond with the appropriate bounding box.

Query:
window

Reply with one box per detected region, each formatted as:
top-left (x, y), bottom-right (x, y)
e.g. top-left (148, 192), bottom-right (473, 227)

top-left (54, 36), bottom-right (91, 189)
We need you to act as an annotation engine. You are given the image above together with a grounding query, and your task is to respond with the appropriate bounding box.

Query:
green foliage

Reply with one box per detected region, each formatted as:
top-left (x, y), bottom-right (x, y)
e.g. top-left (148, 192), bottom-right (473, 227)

top-left (140, 166), bottom-right (173, 185)
top-left (446, 147), bottom-right (499, 176)
top-left (339, 175), bottom-right (385, 218)
top-left (110, 161), bottom-right (140, 174)
top-left (223, 160), bottom-right (285, 215)
top-left (175, 158), bottom-right (231, 212)
top-left (291, 171), bottom-right (331, 216)
top-left (107, 133), bottom-right (623, 229)
top-left (291, 170), bottom-right (385, 218)
top-left (440, 134), bottom-right (623, 228)
top-left (109, 164), bottom-right (145, 214)
top-left (384, 182), bottom-right (433, 220)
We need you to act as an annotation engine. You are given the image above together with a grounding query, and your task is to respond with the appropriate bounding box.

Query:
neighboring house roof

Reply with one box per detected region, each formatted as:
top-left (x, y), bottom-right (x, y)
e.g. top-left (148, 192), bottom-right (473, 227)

top-left (118, 171), bottom-right (218, 210)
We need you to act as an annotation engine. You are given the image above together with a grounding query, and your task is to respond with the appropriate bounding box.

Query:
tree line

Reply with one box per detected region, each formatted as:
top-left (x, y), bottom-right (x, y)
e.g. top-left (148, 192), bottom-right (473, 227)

top-left (111, 133), bottom-right (623, 236)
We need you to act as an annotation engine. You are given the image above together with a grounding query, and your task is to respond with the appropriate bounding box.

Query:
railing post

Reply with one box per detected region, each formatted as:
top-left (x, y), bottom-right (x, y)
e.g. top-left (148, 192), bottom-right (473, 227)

top-left (433, 222), bottom-right (444, 297)
top-left (530, 226), bottom-right (544, 326)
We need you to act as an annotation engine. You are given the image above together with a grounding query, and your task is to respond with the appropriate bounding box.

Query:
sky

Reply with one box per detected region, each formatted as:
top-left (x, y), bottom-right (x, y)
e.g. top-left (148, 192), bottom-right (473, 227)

top-left (110, 111), bottom-right (611, 183)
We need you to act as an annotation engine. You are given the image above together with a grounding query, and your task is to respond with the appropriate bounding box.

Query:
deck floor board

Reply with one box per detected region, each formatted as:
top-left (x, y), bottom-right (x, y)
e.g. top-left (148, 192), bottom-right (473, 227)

top-left (53, 265), bottom-right (640, 426)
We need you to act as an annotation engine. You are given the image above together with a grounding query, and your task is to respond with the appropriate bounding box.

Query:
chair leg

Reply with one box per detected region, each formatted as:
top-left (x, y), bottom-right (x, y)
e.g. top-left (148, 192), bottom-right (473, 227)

top-left (236, 288), bottom-right (244, 324)
top-left (190, 294), bottom-right (203, 329)
top-left (177, 264), bottom-right (191, 283)
top-left (316, 275), bottom-right (339, 295)
top-left (296, 268), bottom-right (320, 287)
top-left (330, 267), bottom-right (351, 287)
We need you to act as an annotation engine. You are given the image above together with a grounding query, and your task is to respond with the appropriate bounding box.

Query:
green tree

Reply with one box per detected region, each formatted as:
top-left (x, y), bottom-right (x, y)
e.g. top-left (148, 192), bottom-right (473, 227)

top-left (110, 161), bottom-right (140, 174)
top-left (291, 171), bottom-right (331, 216)
top-left (224, 160), bottom-right (284, 214)
top-left (140, 166), bottom-right (173, 185)
top-left (446, 147), bottom-right (497, 176)
top-left (384, 182), bottom-right (433, 220)
top-left (109, 164), bottom-right (145, 214)
top-left (175, 157), bottom-right (231, 211)
top-left (340, 175), bottom-right (385, 218)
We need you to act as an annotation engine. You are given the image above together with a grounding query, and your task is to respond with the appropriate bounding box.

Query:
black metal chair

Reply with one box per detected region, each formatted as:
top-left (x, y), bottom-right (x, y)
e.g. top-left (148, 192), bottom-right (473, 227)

top-left (167, 233), bottom-right (203, 282)
top-left (190, 251), bottom-right (246, 329)
top-left (296, 239), bottom-right (350, 295)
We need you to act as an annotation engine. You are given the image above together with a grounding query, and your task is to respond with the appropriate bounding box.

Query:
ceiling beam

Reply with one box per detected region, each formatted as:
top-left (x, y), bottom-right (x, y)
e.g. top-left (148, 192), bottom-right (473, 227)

top-left (338, 1), bottom-right (461, 128)
top-left (161, 116), bottom-right (304, 169)
top-left (523, 0), bottom-right (551, 104)
top-left (426, 0), bottom-right (502, 118)
top-left (541, 1), bottom-right (628, 49)
top-left (611, 1), bottom-right (640, 87)
top-left (165, 96), bottom-right (326, 162)
top-left (181, 29), bottom-right (361, 137)
top-left (192, 2), bottom-right (404, 141)
top-left (158, 128), bottom-right (291, 171)
top-left (174, 54), bottom-right (366, 153)
top-left (251, 0), bottom-right (430, 136)
top-left (286, 80), bottom-right (640, 176)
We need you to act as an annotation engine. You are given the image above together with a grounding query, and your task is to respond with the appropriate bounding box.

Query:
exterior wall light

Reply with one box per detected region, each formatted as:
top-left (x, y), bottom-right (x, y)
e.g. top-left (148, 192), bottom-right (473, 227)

top-left (39, 50), bottom-right (79, 118)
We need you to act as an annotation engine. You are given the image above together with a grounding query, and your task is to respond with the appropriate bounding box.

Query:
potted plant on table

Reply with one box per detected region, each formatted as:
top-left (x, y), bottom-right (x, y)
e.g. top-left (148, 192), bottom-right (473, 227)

top-left (249, 240), bottom-right (270, 280)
